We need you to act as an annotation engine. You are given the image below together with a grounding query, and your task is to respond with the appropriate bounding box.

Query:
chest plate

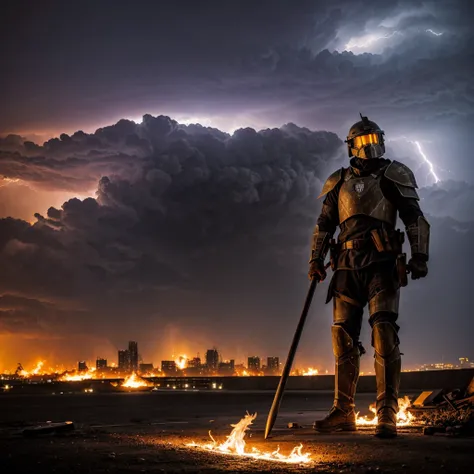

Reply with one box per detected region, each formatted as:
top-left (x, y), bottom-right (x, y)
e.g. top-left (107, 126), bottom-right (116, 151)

top-left (338, 172), bottom-right (397, 226)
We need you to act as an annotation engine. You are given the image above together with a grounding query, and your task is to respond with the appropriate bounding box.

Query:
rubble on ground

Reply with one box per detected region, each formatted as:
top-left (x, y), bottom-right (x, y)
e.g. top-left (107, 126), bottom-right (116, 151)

top-left (409, 376), bottom-right (474, 436)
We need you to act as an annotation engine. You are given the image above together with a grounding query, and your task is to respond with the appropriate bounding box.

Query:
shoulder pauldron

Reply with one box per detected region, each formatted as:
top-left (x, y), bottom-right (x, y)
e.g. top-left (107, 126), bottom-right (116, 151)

top-left (318, 168), bottom-right (344, 198)
top-left (384, 160), bottom-right (420, 200)
top-left (384, 160), bottom-right (418, 187)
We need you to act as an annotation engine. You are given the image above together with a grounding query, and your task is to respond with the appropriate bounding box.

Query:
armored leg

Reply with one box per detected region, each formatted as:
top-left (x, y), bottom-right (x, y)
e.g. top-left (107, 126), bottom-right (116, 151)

top-left (314, 295), bottom-right (362, 432)
top-left (369, 290), bottom-right (401, 438)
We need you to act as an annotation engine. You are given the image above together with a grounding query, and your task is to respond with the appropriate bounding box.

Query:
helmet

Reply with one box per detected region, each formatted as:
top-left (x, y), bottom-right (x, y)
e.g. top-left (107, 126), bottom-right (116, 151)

top-left (345, 113), bottom-right (385, 159)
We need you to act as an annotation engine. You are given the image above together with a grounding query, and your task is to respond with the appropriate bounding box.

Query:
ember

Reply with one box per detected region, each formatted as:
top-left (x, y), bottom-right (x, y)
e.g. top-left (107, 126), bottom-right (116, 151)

top-left (187, 413), bottom-right (312, 464)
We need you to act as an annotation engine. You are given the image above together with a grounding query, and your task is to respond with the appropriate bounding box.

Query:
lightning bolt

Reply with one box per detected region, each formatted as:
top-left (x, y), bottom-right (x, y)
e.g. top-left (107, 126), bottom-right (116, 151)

top-left (388, 137), bottom-right (441, 184)
top-left (345, 31), bottom-right (402, 50)
top-left (413, 141), bottom-right (440, 183)
top-left (345, 27), bottom-right (444, 52)
top-left (426, 29), bottom-right (443, 36)
top-left (0, 177), bottom-right (20, 188)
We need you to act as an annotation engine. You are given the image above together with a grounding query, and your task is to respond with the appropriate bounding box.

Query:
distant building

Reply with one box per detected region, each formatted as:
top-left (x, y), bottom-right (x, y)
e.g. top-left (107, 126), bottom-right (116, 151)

top-left (78, 361), bottom-right (88, 372)
top-left (187, 357), bottom-right (201, 369)
top-left (96, 358), bottom-right (107, 371)
top-left (234, 363), bottom-right (247, 375)
top-left (218, 359), bottom-right (235, 375)
top-left (118, 350), bottom-right (131, 372)
top-left (186, 356), bottom-right (203, 375)
top-left (248, 356), bottom-right (261, 373)
top-left (129, 341), bottom-right (139, 372)
top-left (139, 363), bottom-right (154, 373)
top-left (266, 357), bottom-right (279, 375)
top-left (206, 349), bottom-right (219, 372)
top-left (459, 357), bottom-right (469, 366)
top-left (421, 363), bottom-right (455, 371)
top-left (161, 360), bottom-right (177, 375)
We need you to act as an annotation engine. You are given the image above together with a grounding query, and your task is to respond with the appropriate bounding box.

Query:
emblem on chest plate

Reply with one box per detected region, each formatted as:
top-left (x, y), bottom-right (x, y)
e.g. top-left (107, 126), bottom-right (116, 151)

top-left (354, 182), bottom-right (365, 194)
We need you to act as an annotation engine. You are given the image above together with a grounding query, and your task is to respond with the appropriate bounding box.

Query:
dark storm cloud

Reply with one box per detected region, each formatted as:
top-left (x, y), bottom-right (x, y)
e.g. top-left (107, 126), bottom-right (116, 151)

top-left (0, 114), bottom-right (472, 366)
top-left (0, 121), bottom-right (152, 191)
top-left (0, 294), bottom-right (50, 335)
top-left (0, 116), bottom-right (342, 194)
top-left (1, 1), bottom-right (472, 150)
top-left (0, 117), bottom-right (348, 361)
top-left (419, 181), bottom-right (474, 223)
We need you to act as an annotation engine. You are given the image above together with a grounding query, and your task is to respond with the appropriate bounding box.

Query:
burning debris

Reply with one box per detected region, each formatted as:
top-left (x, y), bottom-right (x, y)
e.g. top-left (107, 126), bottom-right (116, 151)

top-left (121, 372), bottom-right (153, 389)
top-left (17, 361), bottom-right (46, 378)
top-left (355, 378), bottom-right (474, 436)
top-left (356, 396), bottom-right (418, 427)
top-left (59, 367), bottom-right (98, 381)
top-left (187, 413), bottom-right (312, 464)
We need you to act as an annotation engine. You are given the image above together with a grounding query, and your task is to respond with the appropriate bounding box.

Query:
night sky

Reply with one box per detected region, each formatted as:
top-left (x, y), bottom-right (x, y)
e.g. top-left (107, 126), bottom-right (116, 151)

top-left (0, 0), bottom-right (473, 372)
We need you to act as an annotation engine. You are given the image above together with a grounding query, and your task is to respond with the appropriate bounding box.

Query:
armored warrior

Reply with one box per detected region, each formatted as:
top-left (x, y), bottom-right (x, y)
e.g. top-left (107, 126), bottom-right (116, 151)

top-left (309, 114), bottom-right (430, 438)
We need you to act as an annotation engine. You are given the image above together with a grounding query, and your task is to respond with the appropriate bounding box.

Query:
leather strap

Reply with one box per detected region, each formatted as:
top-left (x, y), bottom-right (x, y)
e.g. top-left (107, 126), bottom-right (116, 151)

top-left (341, 239), bottom-right (370, 250)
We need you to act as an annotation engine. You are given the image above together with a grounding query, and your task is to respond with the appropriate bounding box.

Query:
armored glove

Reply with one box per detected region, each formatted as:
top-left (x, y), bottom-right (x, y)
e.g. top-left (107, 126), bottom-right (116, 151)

top-left (309, 258), bottom-right (327, 281)
top-left (309, 225), bottom-right (330, 281)
top-left (406, 216), bottom-right (429, 281)
top-left (408, 255), bottom-right (428, 280)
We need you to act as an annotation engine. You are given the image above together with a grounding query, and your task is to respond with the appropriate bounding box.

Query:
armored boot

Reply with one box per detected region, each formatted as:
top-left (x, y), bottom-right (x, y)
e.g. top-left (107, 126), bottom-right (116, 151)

top-left (314, 325), bottom-right (360, 432)
top-left (372, 319), bottom-right (401, 438)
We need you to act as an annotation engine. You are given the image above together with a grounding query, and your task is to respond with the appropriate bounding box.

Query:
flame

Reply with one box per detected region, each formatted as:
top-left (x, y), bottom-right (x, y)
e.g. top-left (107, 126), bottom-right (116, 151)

top-left (121, 372), bottom-right (152, 388)
top-left (174, 355), bottom-right (188, 371)
top-left (32, 361), bottom-right (44, 374)
top-left (356, 396), bottom-right (417, 426)
top-left (302, 368), bottom-right (319, 376)
top-left (59, 366), bottom-right (97, 382)
top-left (18, 361), bottom-right (46, 377)
top-left (187, 413), bottom-right (312, 464)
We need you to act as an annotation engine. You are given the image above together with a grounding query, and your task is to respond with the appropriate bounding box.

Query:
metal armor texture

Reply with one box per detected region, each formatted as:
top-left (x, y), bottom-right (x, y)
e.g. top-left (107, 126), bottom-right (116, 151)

top-left (318, 168), bottom-right (343, 199)
top-left (372, 320), bottom-right (401, 415)
top-left (406, 215), bottom-right (430, 259)
top-left (384, 160), bottom-right (420, 200)
top-left (338, 170), bottom-right (397, 226)
top-left (332, 325), bottom-right (360, 411)
top-left (318, 160), bottom-right (420, 229)
top-left (310, 224), bottom-right (331, 261)
top-left (368, 289), bottom-right (400, 317)
top-left (332, 297), bottom-right (362, 411)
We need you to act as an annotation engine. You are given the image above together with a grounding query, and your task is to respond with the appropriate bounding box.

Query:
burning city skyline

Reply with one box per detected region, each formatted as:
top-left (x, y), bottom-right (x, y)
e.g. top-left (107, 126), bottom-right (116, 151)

top-left (3, 338), bottom-right (471, 378)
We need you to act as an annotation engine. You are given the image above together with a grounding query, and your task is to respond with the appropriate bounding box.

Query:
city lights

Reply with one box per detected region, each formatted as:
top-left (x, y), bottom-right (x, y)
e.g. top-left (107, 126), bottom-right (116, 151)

top-left (2, 342), bottom-right (471, 383)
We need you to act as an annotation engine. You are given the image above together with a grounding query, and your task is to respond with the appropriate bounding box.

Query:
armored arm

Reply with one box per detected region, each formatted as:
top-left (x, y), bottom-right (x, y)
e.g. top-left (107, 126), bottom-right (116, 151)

top-left (309, 169), bottom-right (342, 280)
top-left (384, 161), bottom-right (430, 278)
top-left (405, 216), bottom-right (430, 261)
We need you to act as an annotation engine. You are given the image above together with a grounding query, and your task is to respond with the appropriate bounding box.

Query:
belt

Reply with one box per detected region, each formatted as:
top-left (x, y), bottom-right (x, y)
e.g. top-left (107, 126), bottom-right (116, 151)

top-left (341, 239), bottom-right (371, 250)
